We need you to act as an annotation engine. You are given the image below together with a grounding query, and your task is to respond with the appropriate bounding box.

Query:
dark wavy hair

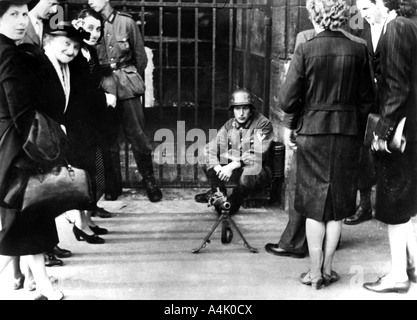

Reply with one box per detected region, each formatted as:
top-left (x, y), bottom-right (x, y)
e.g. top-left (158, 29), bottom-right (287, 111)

top-left (77, 8), bottom-right (104, 43)
top-left (383, 0), bottom-right (417, 17)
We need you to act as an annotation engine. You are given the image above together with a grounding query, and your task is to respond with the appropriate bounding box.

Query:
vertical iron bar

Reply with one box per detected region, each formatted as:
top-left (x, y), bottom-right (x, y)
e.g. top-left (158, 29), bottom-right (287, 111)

top-left (158, 3), bottom-right (164, 182)
top-left (159, 3), bottom-right (164, 121)
top-left (194, 1), bottom-right (200, 181)
top-left (243, 0), bottom-right (250, 89)
top-left (211, 0), bottom-right (217, 129)
top-left (177, 0), bottom-right (182, 182)
top-left (177, 1), bottom-right (182, 120)
top-left (194, 2), bottom-right (199, 127)
top-left (140, 1), bottom-right (146, 39)
top-left (228, 0), bottom-right (234, 97)
top-left (262, 1), bottom-right (272, 117)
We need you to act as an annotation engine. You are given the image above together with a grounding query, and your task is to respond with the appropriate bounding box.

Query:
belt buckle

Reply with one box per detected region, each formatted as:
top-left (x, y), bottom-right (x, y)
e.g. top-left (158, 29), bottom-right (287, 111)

top-left (110, 62), bottom-right (117, 70)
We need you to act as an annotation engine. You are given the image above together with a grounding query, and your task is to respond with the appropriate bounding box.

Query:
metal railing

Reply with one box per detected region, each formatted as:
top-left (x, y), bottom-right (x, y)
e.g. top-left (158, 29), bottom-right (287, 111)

top-left (65, 0), bottom-right (272, 187)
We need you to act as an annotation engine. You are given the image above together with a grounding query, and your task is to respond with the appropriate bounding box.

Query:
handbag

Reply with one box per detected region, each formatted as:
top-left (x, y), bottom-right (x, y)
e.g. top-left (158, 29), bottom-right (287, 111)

top-left (21, 163), bottom-right (94, 214)
top-left (22, 111), bottom-right (69, 164)
top-left (364, 113), bottom-right (407, 153)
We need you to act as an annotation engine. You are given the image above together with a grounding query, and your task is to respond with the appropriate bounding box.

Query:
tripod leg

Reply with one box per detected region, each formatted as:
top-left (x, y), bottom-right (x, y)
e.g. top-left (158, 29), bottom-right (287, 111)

top-left (192, 214), bottom-right (225, 253)
top-left (226, 216), bottom-right (259, 253)
top-left (221, 220), bottom-right (233, 244)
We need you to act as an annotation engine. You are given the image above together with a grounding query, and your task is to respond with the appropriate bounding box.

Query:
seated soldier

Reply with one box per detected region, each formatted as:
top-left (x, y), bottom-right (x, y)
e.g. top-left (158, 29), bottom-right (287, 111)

top-left (195, 88), bottom-right (273, 214)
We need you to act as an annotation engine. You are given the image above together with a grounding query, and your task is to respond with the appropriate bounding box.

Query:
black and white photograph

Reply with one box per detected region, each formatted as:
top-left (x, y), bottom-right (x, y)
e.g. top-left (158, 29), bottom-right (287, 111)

top-left (0, 0), bottom-right (416, 305)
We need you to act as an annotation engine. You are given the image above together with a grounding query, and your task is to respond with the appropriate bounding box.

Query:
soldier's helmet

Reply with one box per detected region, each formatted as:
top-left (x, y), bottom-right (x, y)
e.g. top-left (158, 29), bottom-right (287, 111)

top-left (229, 88), bottom-right (254, 110)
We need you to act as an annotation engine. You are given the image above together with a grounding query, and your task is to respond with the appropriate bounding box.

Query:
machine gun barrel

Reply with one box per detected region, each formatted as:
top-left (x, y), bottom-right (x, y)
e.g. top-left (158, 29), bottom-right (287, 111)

top-left (208, 188), bottom-right (231, 211)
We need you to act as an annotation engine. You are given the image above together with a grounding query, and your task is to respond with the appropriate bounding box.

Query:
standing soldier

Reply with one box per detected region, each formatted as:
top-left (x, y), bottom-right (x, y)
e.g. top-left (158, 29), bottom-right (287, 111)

top-left (89, 0), bottom-right (162, 202)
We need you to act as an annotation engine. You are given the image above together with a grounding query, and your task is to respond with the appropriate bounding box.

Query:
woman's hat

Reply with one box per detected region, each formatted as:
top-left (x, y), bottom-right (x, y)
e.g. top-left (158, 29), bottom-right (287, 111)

top-left (45, 21), bottom-right (88, 43)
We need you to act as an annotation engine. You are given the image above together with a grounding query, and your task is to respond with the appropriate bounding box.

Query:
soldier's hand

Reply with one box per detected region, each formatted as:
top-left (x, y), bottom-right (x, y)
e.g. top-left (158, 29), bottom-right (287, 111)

top-left (217, 162), bottom-right (241, 181)
top-left (284, 127), bottom-right (297, 150)
top-left (242, 152), bottom-right (256, 165)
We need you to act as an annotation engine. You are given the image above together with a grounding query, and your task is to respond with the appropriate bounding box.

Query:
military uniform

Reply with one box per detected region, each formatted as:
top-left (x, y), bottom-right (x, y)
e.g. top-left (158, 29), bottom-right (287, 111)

top-left (96, 10), bottom-right (160, 200)
top-left (200, 111), bottom-right (273, 213)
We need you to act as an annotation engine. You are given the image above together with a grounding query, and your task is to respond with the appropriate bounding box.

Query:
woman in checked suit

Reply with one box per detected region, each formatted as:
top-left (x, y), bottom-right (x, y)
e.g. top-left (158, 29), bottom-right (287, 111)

top-left (278, 0), bottom-right (374, 289)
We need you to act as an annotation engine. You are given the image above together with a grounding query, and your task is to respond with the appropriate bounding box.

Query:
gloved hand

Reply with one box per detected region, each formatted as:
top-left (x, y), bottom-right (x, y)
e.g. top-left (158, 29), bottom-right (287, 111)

top-left (371, 133), bottom-right (391, 153)
top-left (105, 93), bottom-right (117, 108)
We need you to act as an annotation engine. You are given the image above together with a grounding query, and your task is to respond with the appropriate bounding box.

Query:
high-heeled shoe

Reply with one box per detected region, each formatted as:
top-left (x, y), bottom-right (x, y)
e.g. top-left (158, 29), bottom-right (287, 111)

top-left (407, 267), bottom-right (417, 283)
top-left (323, 270), bottom-right (340, 286)
top-left (73, 226), bottom-right (105, 244)
top-left (89, 225), bottom-right (108, 235)
top-left (13, 276), bottom-right (25, 290)
top-left (300, 272), bottom-right (324, 290)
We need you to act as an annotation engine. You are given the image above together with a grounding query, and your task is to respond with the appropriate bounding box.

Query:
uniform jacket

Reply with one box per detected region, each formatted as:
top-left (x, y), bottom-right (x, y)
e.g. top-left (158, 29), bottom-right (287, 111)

top-left (95, 10), bottom-right (148, 100)
top-left (279, 30), bottom-right (374, 136)
top-left (375, 15), bottom-right (417, 142)
top-left (204, 111), bottom-right (273, 170)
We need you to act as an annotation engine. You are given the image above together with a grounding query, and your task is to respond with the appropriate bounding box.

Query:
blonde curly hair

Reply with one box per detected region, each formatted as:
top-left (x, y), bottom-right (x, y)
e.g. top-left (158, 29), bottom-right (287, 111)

top-left (307, 0), bottom-right (350, 29)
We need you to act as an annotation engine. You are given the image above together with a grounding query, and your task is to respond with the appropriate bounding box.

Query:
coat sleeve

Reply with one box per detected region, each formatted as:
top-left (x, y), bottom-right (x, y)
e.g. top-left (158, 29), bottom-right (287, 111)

top-left (0, 47), bottom-right (35, 138)
top-left (281, 31), bottom-right (315, 129)
top-left (278, 44), bottom-right (305, 118)
top-left (129, 19), bottom-right (148, 74)
top-left (375, 19), bottom-right (412, 140)
top-left (356, 44), bottom-right (375, 134)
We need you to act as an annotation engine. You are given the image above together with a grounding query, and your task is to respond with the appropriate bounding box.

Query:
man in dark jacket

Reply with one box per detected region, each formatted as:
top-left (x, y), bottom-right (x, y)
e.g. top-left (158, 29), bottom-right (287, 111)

top-left (344, 0), bottom-right (389, 225)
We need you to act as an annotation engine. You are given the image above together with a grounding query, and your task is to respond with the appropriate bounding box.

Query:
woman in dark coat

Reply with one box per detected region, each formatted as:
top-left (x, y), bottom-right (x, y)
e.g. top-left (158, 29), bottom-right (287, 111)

top-left (63, 8), bottom-right (114, 243)
top-left (0, 0), bottom-right (67, 300)
top-left (363, 0), bottom-right (417, 294)
top-left (279, 0), bottom-right (374, 289)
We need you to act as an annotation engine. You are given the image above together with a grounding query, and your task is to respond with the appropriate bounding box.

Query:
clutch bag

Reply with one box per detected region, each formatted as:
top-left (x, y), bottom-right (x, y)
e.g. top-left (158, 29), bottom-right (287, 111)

top-left (364, 113), bottom-right (407, 153)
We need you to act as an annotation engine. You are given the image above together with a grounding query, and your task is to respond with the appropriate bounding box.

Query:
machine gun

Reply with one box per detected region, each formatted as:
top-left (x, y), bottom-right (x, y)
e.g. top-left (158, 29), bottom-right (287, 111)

top-left (192, 188), bottom-right (258, 254)
top-left (208, 188), bottom-right (231, 212)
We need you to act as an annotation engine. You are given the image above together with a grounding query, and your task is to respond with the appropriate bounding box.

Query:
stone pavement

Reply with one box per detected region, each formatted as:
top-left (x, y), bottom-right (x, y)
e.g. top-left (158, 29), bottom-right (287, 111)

top-left (0, 188), bottom-right (416, 300)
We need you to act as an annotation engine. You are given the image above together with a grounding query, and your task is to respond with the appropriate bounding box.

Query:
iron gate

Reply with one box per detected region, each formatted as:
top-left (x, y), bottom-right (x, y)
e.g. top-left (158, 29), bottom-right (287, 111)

top-left (66, 0), bottom-right (272, 187)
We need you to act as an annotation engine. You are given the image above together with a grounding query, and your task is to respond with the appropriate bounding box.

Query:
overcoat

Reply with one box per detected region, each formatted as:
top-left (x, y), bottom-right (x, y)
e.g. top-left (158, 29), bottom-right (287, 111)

top-left (373, 15), bottom-right (417, 224)
top-left (0, 36), bottom-right (67, 255)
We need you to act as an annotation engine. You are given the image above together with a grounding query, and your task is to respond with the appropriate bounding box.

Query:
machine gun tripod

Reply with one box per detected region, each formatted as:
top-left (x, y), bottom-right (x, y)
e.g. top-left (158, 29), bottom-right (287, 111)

top-left (192, 188), bottom-right (258, 254)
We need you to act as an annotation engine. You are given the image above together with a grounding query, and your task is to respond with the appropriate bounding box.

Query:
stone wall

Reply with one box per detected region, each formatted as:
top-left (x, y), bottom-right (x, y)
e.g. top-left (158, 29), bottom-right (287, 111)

top-left (269, 0), bottom-right (312, 209)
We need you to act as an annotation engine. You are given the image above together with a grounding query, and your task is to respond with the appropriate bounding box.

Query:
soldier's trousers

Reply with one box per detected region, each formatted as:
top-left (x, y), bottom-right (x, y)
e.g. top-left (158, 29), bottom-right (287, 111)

top-left (116, 96), bottom-right (155, 181)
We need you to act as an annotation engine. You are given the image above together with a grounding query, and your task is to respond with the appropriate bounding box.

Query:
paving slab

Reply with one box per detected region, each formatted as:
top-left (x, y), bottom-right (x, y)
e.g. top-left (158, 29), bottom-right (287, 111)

top-left (0, 188), bottom-right (416, 300)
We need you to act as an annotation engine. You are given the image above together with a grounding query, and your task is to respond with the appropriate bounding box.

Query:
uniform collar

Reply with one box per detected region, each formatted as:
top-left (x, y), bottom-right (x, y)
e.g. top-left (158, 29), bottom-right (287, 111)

top-left (104, 9), bottom-right (117, 24)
